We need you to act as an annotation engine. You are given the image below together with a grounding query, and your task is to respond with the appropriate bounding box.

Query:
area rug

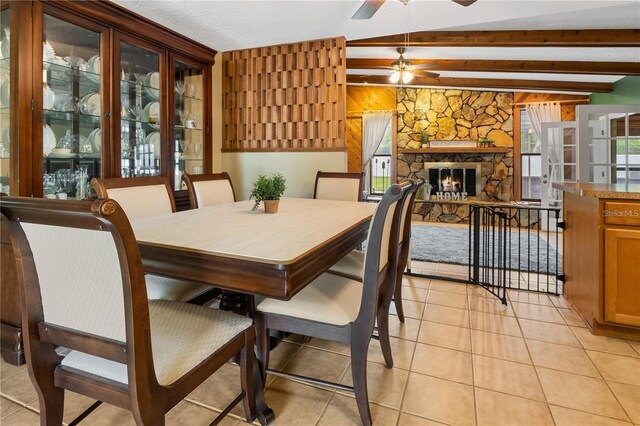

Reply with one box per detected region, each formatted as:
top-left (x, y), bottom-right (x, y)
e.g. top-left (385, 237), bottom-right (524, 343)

top-left (410, 224), bottom-right (562, 275)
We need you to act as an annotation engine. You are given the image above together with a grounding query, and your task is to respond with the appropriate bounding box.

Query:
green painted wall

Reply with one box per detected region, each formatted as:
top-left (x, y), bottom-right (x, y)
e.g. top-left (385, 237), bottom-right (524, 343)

top-left (590, 76), bottom-right (640, 105)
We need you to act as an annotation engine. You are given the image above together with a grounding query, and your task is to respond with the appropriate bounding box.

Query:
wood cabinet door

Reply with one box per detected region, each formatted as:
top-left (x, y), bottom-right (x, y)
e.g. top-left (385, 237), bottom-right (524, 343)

top-left (112, 31), bottom-right (167, 180)
top-left (604, 227), bottom-right (640, 326)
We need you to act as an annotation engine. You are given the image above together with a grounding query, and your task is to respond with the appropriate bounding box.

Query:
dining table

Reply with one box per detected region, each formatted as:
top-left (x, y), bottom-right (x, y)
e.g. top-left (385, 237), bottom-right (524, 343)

top-left (131, 197), bottom-right (377, 425)
top-left (132, 197), bottom-right (377, 301)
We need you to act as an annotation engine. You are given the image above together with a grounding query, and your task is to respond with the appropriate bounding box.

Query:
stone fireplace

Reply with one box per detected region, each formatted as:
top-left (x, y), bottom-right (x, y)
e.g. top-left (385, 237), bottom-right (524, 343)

top-left (394, 87), bottom-right (515, 223)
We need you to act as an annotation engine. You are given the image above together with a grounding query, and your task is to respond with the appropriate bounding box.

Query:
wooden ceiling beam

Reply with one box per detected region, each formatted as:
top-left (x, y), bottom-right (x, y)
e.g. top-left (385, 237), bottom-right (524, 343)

top-left (346, 75), bottom-right (613, 93)
top-left (346, 58), bottom-right (640, 76)
top-left (347, 29), bottom-right (640, 47)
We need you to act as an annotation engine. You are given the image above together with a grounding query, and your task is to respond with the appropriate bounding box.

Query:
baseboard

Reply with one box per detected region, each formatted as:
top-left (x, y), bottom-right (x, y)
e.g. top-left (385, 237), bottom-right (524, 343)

top-left (592, 319), bottom-right (640, 342)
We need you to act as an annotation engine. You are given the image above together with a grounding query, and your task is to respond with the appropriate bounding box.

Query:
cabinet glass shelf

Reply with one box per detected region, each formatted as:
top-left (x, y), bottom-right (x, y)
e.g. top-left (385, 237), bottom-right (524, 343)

top-left (44, 61), bottom-right (101, 93)
top-left (44, 154), bottom-right (101, 160)
top-left (175, 125), bottom-right (203, 132)
top-left (121, 79), bottom-right (160, 100)
top-left (120, 116), bottom-right (162, 129)
top-left (43, 109), bottom-right (101, 124)
top-left (175, 94), bottom-right (203, 103)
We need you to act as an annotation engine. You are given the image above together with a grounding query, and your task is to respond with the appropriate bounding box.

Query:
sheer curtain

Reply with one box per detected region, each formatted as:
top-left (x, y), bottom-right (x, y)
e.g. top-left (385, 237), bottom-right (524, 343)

top-left (526, 103), bottom-right (562, 199)
top-left (362, 111), bottom-right (392, 191)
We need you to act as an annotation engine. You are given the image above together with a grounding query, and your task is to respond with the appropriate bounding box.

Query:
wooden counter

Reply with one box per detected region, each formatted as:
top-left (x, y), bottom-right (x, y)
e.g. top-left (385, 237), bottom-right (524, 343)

top-left (553, 183), bottom-right (640, 340)
top-left (553, 182), bottom-right (640, 200)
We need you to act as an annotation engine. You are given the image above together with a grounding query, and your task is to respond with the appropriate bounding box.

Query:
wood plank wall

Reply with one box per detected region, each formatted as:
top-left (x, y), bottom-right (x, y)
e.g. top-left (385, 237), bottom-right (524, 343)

top-left (346, 86), bottom-right (396, 172)
top-left (222, 37), bottom-right (347, 152)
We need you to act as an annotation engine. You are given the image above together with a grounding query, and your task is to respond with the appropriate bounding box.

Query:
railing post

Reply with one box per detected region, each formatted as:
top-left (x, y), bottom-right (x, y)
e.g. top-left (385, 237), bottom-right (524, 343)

top-left (472, 205), bottom-right (480, 283)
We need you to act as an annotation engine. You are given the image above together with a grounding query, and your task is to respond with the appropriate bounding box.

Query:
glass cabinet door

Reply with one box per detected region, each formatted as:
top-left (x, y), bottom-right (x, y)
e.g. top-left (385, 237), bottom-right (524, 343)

top-left (172, 60), bottom-right (205, 191)
top-left (0, 8), bottom-right (9, 195)
top-left (119, 40), bottom-right (162, 178)
top-left (42, 13), bottom-right (103, 200)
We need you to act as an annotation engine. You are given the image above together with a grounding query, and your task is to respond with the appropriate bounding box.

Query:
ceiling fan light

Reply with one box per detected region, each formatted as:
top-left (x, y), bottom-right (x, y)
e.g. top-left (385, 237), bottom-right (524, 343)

top-left (402, 70), bottom-right (414, 84)
top-left (390, 70), bottom-right (401, 84)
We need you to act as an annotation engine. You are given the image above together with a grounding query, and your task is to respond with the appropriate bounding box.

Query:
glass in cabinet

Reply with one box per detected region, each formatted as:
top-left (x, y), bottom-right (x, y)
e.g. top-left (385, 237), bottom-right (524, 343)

top-left (41, 13), bottom-right (103, 200)
top-left (173, 59), bottom-right (205, 191)
top-left (0, 8), bottom-right (9, 195)
top-left (119, 40), bottom-right (162, 179)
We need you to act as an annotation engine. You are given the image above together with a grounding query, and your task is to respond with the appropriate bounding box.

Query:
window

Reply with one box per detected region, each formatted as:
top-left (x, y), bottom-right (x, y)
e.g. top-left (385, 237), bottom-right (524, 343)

top-left (583, 110), bottom-right (640, 184)
top-left (520, 110), bottom-right (542, 200)
top-left (616, 137), bottom-right (640, 184)
top-left (369, 121), bottom-right (392, 194)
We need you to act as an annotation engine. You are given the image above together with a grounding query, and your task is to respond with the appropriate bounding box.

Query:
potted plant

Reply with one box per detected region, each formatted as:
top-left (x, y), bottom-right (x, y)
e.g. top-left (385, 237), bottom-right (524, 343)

top-left (250, 172), bottom-right (287, 213)
top-left (420, 130), bottom-right (430, 148)
top-left (478, 137), bottom-right (494, 148)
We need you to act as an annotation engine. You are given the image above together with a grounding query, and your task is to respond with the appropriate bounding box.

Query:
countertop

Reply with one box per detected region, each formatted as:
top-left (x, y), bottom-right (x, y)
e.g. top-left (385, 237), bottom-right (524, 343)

top-left (552, 182), bottom-right (640, 200)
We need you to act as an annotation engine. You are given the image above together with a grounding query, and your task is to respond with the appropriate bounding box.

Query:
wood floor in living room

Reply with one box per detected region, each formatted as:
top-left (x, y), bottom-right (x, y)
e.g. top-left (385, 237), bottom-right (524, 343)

top-left (1, 264), bottom-right (639, 425)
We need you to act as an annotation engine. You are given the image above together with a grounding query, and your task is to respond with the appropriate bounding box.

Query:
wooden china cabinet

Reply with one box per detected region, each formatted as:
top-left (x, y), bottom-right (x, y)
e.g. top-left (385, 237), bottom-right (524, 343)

top-left (0, 0), bottom-right (215, 364)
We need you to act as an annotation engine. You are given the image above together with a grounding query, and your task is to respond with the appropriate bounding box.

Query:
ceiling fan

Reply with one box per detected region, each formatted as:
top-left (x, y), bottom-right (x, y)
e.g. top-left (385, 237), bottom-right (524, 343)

top-left (349, 47), bottom-right (439, 85)
top-left (352, 0), bottom-right (478, 20)
top-left (384, 47), bottom-right (440, 84)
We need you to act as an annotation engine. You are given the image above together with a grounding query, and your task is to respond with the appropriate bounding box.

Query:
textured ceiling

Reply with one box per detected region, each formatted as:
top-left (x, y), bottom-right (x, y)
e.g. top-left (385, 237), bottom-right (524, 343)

top-left (112, 0), bottom-right (640, 93)
top-left (112, 0), bottom-right (640, 52)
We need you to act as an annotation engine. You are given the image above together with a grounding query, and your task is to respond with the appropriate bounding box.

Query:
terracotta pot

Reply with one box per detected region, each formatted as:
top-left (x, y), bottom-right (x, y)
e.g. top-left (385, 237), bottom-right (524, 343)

top-left (263, 199), bottom-right (279, 214)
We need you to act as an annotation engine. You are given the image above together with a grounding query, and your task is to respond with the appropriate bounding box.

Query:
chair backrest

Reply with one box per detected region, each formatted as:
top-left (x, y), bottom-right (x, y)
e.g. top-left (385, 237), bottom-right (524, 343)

top-left (91, 176), bottom-right (175, 222)
top-left (0, 197), bottom-right (153, 384)
top-left (356, 181), bottom-right (413, 326)
top-left (399, 178), bottom-right (424, 245)
top-left (313, 171), bottom-right (365, 202)
top-left (183, 172), bottom-right (236, 209)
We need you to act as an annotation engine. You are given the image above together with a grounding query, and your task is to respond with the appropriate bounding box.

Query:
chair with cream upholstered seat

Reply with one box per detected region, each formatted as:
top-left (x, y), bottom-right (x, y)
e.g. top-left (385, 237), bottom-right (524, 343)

top-left (183, 172), bottom-right (236, 209)
top-left (0, 196), bottom-right (264, 426)
top-left (91, 176), bottom-right (216, 303)
top-left (255, 181), bottom-right (413, 426)
top-left (313, 171), bottom-right (365, 202)
top-left (328, 179), bottom-right (424, 361)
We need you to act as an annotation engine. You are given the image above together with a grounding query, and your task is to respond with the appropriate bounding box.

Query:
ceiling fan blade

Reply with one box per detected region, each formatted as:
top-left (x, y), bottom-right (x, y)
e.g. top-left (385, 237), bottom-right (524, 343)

top-left (415, 70), bottom-right (440, 78)
top-left (352, 0), bottom-right (386, 20)
top-left (411, 62), bottom-right (438, 70)
top-left (451, 0), bottom-right (478, 6)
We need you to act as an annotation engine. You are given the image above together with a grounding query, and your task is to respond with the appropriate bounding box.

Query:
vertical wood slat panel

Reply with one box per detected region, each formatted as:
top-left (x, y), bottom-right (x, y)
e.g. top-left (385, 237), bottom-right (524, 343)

top-left (222, 37), bottom-right (346, 151)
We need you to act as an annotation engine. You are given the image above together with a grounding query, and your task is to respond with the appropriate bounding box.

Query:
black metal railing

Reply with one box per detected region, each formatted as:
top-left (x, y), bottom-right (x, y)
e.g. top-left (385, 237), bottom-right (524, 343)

top-left (468, 206), bottom-right (509, 305)
top-left (468, 204), bottom-right (563, 297)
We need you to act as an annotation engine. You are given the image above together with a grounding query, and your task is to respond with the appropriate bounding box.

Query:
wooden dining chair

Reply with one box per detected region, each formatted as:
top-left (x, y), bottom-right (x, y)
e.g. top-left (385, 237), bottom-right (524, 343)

top-left (0, 196), bottom-right (260, 426)
top-left (313, 171), bottom-right (365, 202)
top-left (183, 172), bottom-right (237, 209)
top-left (328, 179), bottom-right (423, 360)
top-left (91, 176), bottom-right (216, 303)
top-left (255, 181), bottom-right (412, 426)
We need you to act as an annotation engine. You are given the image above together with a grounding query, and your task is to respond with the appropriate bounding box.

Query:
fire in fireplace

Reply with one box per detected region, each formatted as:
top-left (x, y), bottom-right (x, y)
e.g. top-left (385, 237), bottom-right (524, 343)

top-left (424, 162), bottom-right (482, 200)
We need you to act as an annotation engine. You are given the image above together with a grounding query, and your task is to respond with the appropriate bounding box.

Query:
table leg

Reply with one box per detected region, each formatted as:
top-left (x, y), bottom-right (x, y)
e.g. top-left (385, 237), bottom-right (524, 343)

top-left (219, 290), bottom-right (250, 315)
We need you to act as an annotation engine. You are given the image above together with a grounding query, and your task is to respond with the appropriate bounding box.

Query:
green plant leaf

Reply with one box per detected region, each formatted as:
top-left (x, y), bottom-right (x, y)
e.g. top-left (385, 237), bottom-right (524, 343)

top-left (249, 173), bottom-right (287, 211)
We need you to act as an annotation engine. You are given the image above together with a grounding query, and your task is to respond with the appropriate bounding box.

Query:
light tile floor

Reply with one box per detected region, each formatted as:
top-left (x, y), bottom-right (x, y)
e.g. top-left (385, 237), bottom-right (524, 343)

top-left (2, 265), bottom-right (639, 425)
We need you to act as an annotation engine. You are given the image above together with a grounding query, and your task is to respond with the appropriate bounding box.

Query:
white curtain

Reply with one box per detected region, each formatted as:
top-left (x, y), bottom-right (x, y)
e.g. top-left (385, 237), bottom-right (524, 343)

top-left (362, 111), bottom-right (392, 169)
top-left (526, 103), bottom-right (562, 200)
top-left (362, 111), bottom-right (392, 192)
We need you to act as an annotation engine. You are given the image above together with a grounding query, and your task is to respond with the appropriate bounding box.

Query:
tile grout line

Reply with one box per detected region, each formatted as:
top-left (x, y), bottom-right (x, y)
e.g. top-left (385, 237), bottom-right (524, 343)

top-left (502, 290), bottom-right (561, 425)
top-left (467, 285), bottom-right (479, 426)
top-left (394, 278), bottom-right (429, 426)
top-left (508, 291), bottom-right (638, 424)
top-left (486, 289), bottom-right (637, 424)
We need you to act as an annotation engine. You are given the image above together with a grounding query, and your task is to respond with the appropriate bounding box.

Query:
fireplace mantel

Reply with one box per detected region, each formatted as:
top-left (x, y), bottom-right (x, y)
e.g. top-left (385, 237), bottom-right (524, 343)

top-left (399, 147), bottom-right (511, 154)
